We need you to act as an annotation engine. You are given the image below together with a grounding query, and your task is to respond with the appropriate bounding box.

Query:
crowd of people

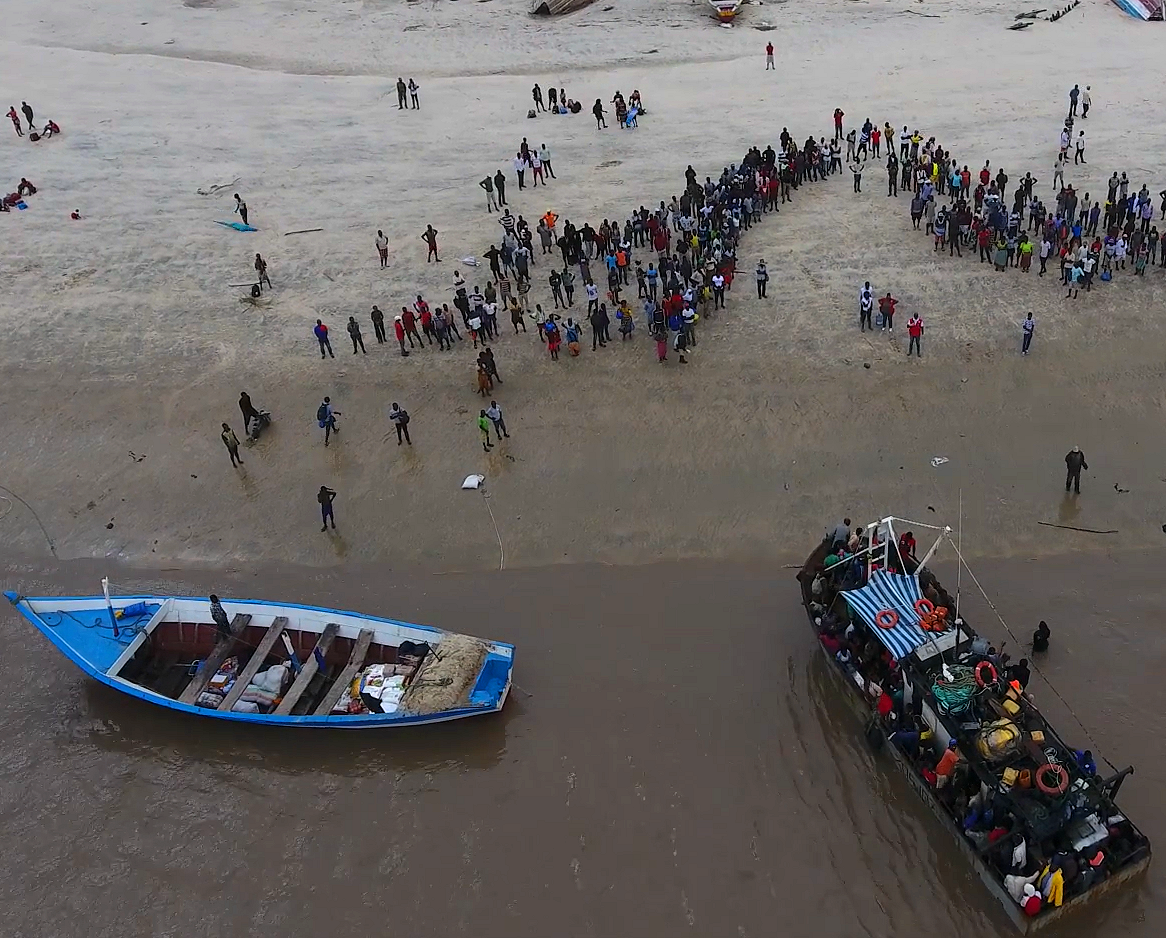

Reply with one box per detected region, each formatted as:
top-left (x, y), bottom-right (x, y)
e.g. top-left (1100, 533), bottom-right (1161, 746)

top-left (866, 85), bottom-right (1163, 313)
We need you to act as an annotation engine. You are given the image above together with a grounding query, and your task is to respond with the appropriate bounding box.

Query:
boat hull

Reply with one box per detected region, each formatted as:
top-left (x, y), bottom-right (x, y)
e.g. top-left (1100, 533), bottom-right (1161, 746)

top-left (5, 592), bottom-right (513, 728)
top-left (798, 552), bottom-right (1150, 931)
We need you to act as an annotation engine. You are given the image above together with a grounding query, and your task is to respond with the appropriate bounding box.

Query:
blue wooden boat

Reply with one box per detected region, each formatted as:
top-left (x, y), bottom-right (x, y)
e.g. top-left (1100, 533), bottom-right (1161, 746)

top-left (5, 584), bottom-right (514, 728)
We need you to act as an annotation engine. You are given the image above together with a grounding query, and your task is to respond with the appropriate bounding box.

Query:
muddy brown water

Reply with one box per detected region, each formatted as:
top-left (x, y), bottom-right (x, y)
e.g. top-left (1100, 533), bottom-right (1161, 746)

top-left (1, 552), bottom-right (1162, 937)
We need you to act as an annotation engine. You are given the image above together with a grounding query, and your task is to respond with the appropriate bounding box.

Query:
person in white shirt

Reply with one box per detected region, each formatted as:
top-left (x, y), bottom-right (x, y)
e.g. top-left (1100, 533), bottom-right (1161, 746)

top-left (485, 401), bottom-right (509, 439)
top-left (585, 280), bottom-right (599, 314)
top-left (539, 144), bottom-right (555, 179)
top-left (530, 151), bottom-right (544, 186)
top-left (1074, 131), bottom-right (1086, 165)
top-left (375, 229), bottom-right (389, 268)
top-left (1081, 85), bottom-right (1092, 118)
top-left (513, 152), bottom-right (528, 189)
top-left (711, 273), bottom-right (726, 309)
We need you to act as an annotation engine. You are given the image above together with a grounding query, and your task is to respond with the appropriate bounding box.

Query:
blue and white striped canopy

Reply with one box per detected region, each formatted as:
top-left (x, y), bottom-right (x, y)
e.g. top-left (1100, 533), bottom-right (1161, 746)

top-left (841, 570), bottom-right (933, 661)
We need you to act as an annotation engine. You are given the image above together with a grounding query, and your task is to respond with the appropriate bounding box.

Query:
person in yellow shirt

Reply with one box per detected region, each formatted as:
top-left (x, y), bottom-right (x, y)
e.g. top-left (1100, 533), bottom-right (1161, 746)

top-left (1040, 862), bottom-right (1064, 908)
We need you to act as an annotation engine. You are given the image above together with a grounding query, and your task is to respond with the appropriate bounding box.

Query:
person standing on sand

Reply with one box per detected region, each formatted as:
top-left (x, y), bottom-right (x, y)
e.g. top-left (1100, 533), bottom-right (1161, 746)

top-left (20, 101), bottom-right (33, 131)
top-left (233, 193), bottom-right (248, 226)
top-left (376, 229), bottom-right (389, 267)
top-left (371, 305), bottom-right (386, 344)
top-left (513, 152), bottom-right (527, 190)
top-left (539, 143), bottom-right (555, 179)
top-left (314, 319), bottom-right (334, 359)
top-left (480, 175), bottom-right (498, 212)
top-left (318, 486), bottom-right (337, 532)
top-left (221, 423), bottom-right (243, 467)
top-left (396, 77), bottom-right (407, 109)
top-left (486, 400), bottom-right (510, 439)
top-left (859, 282), bottom-right (874, 332)
top-left (421, 224), bottom-right (440, 262)
top-left (393, 316), bottom-right (409, 356)
top-left (1021, 312), bottom-right (1034, 355)
top-left (1064, 446), bottom-right (1088, 494)
top-left (833, 108), bottom-right (844, 141)
top-left (765, 42), bottom-right (775, 70)
top-left (532, 83), bottom-right (545, 112)
top-left (388, 402), bottom-right (412, 445)
top-left (6, 106), bottom-right (23, 137)
top-left (494, 168), bottom-right (507, 205)
top-left (1081, 85), bottom-right (1091, 119)
top-left (879, 292), bottom-right (897, 332)
top-left (239, 391), bottom-right (260, 433)
top-left (887, 152), bottom-right (899, 197)
top-left (254, 253), bottom-right (271, 290)
top-left (593, 99), bottom-right (607, 130)
top-left (478, 410), bottom-right (494, 451)
top-left (850, 158), bottom-right (863, 193)
top-left (408, 79), bottom-right (420, 109)
top-left (347, 316), bottom-right (366, 354)
top-left (755, 259), bottom-right (768, 298)
top-left (1068, 84), bottom-right (1079, 118)
top-left (907, 313), bottom-right (924, 357)
top-left (317, 397), bottom-right (341, 446)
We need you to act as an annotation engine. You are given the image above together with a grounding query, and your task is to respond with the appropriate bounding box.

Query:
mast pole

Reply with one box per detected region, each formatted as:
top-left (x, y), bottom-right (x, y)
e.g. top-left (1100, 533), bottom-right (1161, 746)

top-left (952, 491), bottom-right (963, 659)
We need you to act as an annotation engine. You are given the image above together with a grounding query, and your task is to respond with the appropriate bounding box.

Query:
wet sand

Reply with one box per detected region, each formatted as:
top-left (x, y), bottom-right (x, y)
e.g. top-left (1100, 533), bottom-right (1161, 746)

top-left (1, 550), bottom-right (1162, 937)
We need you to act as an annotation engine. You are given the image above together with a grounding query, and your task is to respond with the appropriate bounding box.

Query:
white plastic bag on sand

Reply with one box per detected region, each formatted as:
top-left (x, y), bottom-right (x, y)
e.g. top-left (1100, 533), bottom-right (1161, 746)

top-left (462, 474), bottom-right (485, 490)
top-left (931, 456), bottom-right (949, 467)
top-left (461, 257), bottom-right (479, 266)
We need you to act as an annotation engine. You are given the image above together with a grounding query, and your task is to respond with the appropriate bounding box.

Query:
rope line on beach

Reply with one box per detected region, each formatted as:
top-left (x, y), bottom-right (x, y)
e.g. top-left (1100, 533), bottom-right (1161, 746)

top-left (944, 535), bottom-right (1118, 772)
top-left (0, 485), bottom-right (58, 557)
top-left (481, 489), bottom-right (505, 571)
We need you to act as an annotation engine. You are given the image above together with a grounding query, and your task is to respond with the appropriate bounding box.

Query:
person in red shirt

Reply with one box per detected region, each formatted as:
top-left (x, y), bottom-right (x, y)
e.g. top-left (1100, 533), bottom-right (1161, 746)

top-left (907, 314), bottom-right (924, 357)
top-left (393, 315), bottom-right (408, 356)
top-left (871, 126), bottom-right (881, 158)
top-left (878, 293), bottom-right (897, 331)
top-left (765, 42), bottom-right (775, 70)
top-left (978, 224), bottom-right (992, 262)
top-left (960, 165), bottom-right (971, 194)
top-left (979, 162), bottom-right (991, 187)
top-left (833, 108), bottom-right (844, 141)
top-left (401, 306), bottom-right (422, 348)
top-left (935, 740), bottom-right (960, 787)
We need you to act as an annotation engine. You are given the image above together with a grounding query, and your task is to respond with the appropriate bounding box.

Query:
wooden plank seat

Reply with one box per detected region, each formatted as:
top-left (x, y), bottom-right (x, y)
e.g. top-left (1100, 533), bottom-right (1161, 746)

top-left (313, 628), bottom-right (374, 716)
top-left (178, 613), bottom-right (252, 704)
top-left (274, 623), bottom-right (339, 716)
top-left (218, 616), bottom-right (288, 711)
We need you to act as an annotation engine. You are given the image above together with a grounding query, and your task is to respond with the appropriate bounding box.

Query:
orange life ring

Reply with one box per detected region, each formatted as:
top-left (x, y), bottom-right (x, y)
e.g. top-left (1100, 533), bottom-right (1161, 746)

top-left (1036, 763), bottom-right (1069, 796)
top-left (875, 609), bottom-right (899, 630)
top-left (915, 598), bottom-right (935, 617)
top-left (975, 660), bottom-right (998, 687)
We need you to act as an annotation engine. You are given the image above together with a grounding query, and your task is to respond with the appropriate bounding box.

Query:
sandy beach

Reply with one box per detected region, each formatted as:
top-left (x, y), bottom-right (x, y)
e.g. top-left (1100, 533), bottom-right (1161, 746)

top-left (3, 0), bottom-right (1166, 572)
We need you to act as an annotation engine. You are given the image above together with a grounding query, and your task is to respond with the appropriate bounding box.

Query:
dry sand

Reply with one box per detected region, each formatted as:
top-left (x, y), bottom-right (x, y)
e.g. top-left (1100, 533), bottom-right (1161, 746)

top-left (2, 0), bottom-right (1166, 571)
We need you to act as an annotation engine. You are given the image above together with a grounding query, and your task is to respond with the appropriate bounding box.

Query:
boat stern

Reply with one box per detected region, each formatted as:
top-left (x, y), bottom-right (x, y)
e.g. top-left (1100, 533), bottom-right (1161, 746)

top-left (468, 643), bottom-right (515, 712)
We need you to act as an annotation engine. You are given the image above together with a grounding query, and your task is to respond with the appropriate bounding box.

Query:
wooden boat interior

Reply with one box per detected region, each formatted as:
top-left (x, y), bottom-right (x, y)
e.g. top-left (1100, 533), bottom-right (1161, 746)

top-left (115, 617), bottom-right (418, 717)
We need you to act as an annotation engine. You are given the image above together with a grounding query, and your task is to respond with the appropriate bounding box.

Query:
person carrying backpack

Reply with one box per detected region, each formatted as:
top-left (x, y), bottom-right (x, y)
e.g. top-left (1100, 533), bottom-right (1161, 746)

top-left (316, 397), bottom-right (340, 446)
top-left (389, 403), bottom-right (412, 445)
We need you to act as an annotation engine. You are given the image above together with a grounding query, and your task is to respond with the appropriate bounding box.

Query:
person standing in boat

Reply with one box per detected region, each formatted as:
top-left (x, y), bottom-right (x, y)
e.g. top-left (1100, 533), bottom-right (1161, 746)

top-left (209, 594), bottom-right (231, 643)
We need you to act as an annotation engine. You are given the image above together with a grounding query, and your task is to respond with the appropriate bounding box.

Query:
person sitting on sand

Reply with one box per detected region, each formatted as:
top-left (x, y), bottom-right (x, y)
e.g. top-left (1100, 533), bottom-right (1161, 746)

top-left (17, 177), bottom-right (37, 197)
